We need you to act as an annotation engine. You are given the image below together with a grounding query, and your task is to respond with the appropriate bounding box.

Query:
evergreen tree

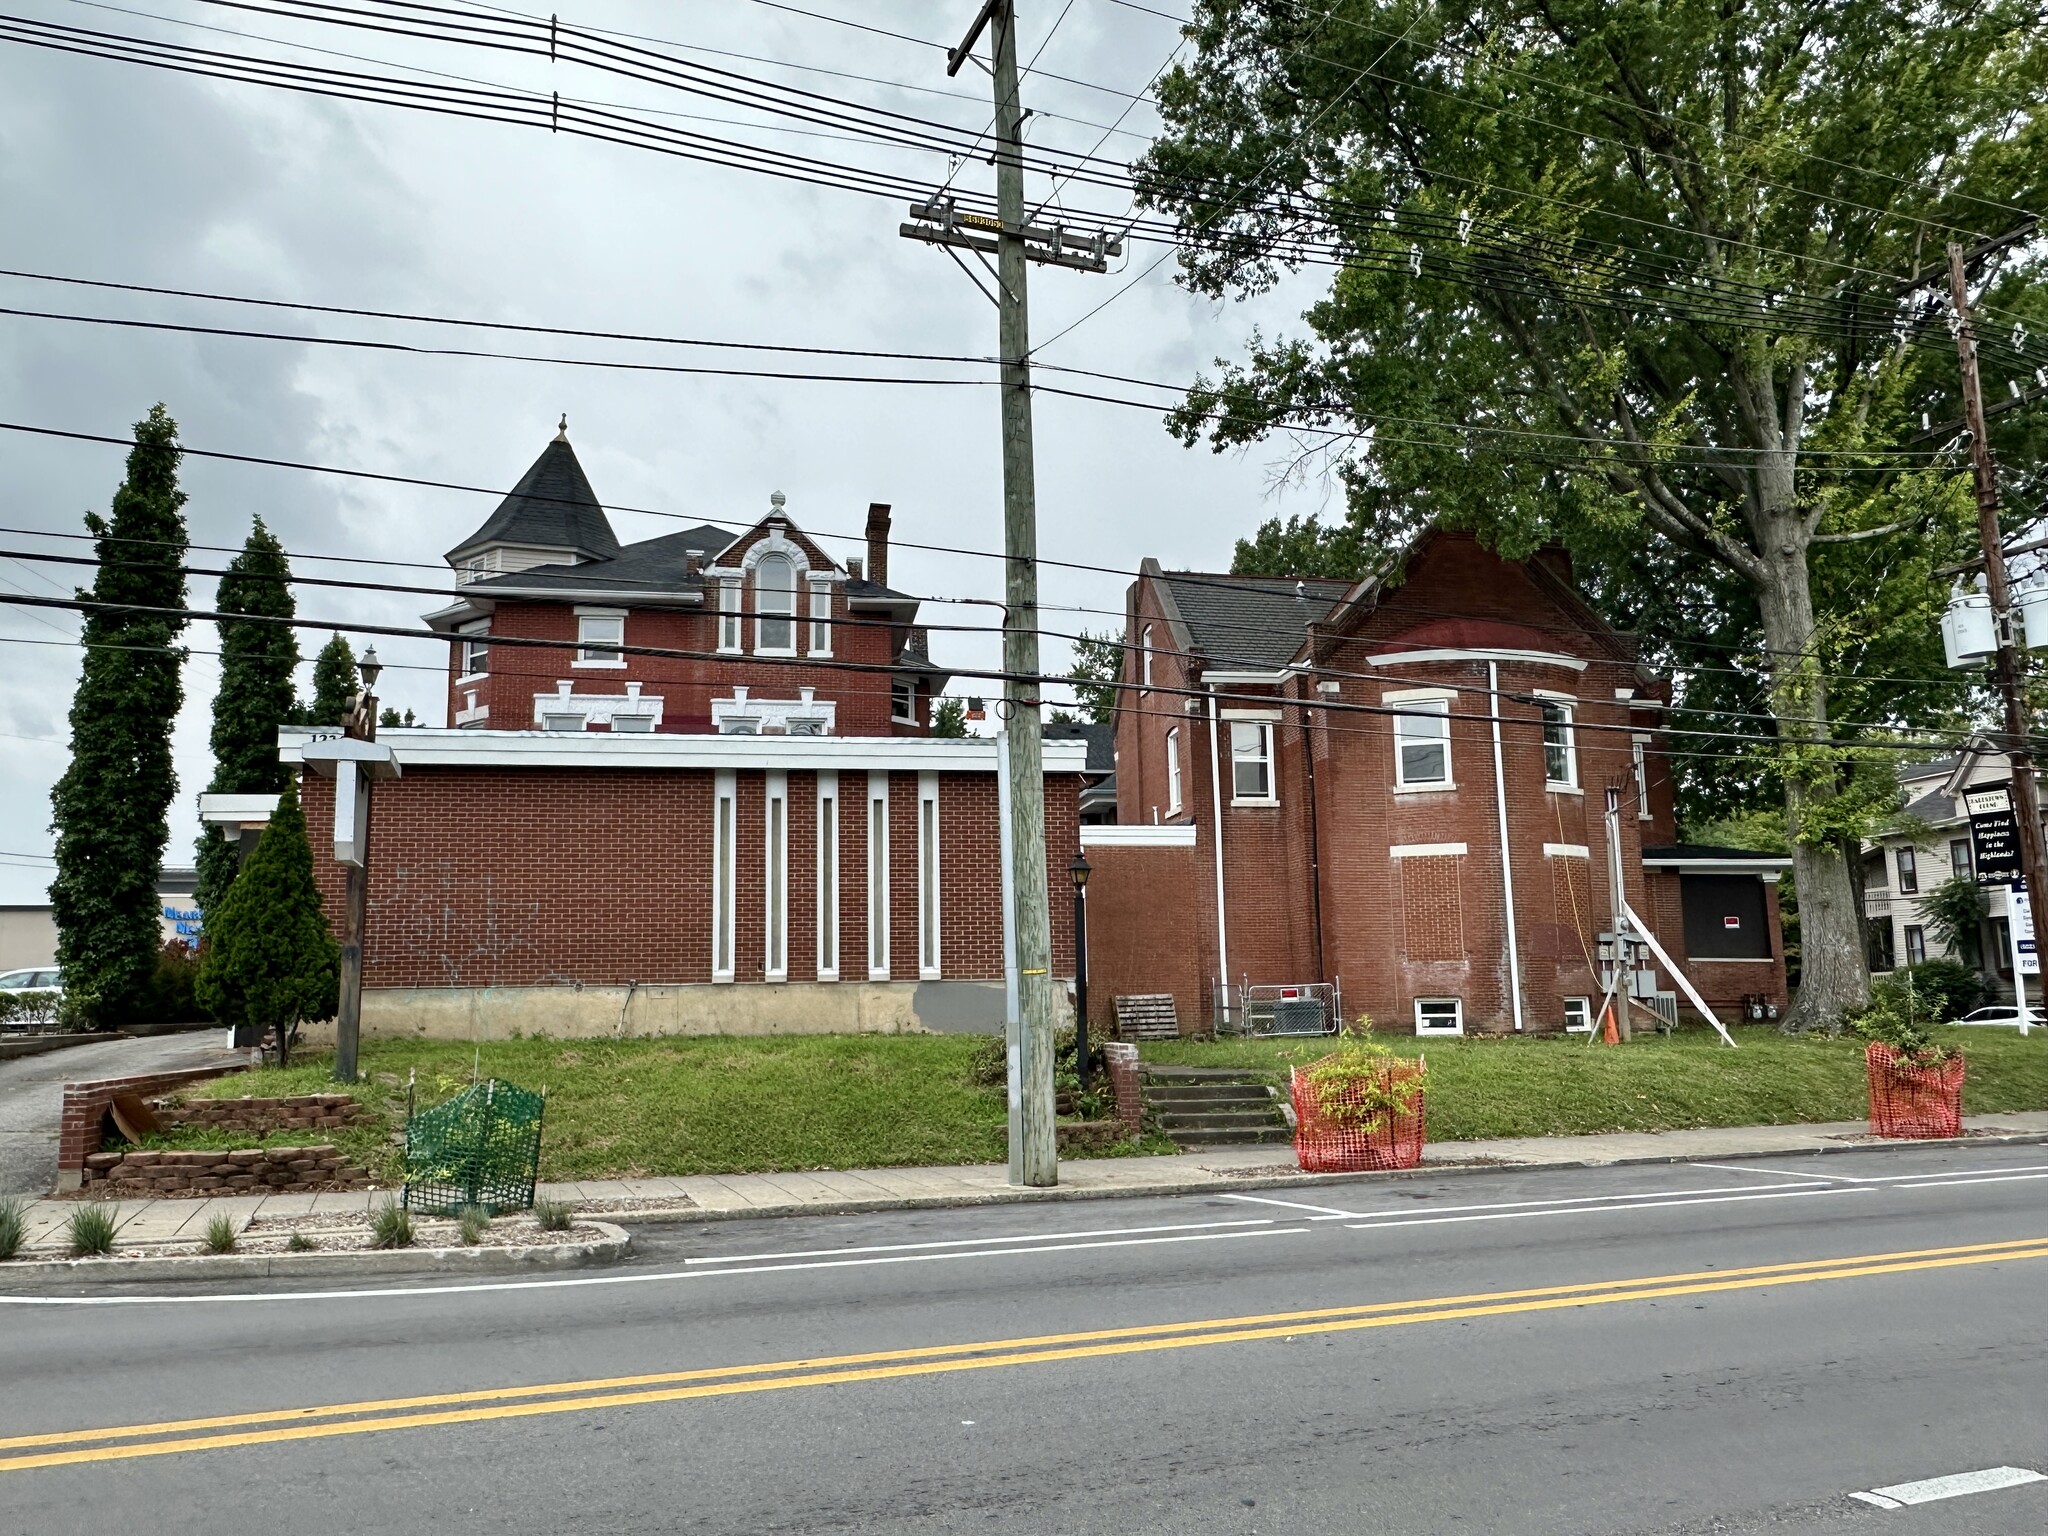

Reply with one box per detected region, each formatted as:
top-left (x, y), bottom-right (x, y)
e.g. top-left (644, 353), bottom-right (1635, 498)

top-left (49, 404), bottom-right (189, 1025)
top-left (194, 518), bottom-right (300, 917)
top-left (298, 632), bottom-right (358, 728)
top-left (196, 779), bottom-right (339, 1065)
top-left (931, 697), bottom-right (968, 737)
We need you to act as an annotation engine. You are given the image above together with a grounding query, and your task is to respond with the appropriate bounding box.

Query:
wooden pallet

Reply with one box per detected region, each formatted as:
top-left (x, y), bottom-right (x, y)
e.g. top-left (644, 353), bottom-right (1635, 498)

top-left (1114, 994), bottom-right (1181, 1041)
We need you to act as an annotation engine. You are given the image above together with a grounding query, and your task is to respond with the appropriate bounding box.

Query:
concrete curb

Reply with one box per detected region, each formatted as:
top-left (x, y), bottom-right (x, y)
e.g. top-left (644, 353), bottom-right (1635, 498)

top-left (591, 1129), bottom-right (2048, 1227)
top-left (0, 1222), bottom-right (631, 1285)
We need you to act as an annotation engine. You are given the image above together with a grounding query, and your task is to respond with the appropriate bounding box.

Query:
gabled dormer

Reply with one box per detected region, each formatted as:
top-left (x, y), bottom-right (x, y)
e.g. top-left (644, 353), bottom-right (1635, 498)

top-left (445, 419), bottom-right (622, 584)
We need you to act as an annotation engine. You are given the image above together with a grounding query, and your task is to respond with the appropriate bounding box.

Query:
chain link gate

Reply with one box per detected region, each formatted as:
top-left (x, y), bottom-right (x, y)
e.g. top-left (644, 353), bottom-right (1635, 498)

top-left (1225, 982), bottom-right (1344, 1038)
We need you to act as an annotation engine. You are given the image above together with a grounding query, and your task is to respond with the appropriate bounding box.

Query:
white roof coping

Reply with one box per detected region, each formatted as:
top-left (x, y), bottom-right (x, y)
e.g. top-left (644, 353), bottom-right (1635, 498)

top-left (196, 792), bottom-right (283, 825)
top-left (1081, 824), bottom-right (1198, 848)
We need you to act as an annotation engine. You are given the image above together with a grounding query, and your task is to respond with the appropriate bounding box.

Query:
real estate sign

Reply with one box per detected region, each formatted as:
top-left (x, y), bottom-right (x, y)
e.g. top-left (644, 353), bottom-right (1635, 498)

top-left (2010, 882), bottom-right (2040, 977)
top-left (1966, 783), bottom-right (2022, 883)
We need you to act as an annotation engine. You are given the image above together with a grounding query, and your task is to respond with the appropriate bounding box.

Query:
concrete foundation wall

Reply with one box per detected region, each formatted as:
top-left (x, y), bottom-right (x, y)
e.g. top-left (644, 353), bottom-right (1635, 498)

top-left (297, 979), bottom-right (1031, 1043)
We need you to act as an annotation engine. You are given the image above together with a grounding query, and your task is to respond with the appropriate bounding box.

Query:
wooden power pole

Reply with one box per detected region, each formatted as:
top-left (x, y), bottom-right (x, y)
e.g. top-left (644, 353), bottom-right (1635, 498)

top-left (1948, 240), bottom-right (2048, 974)
top-left (902, 0), bottom-right (1120, 1187)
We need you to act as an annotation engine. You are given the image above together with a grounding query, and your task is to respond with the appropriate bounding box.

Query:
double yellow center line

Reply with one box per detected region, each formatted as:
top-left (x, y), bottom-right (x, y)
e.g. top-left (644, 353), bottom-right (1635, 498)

top-left (6, 1233), bottom-right (2046, 1475)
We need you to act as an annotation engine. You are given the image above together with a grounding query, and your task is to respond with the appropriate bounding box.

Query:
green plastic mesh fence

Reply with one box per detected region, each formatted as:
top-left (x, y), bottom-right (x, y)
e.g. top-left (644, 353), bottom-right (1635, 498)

top-left (403, 1078), bottom-right (545, 1215)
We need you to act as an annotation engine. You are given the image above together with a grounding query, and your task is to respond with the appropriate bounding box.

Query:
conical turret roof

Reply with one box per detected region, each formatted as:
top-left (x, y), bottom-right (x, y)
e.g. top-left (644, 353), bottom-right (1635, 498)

top-left (446, 425), bottom-right (621, 564)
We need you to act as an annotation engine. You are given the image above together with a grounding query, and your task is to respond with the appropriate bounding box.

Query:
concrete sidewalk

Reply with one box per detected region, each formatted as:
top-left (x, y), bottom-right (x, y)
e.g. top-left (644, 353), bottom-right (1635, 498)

top-left (11, 1108), bottom-right (2046, 1257)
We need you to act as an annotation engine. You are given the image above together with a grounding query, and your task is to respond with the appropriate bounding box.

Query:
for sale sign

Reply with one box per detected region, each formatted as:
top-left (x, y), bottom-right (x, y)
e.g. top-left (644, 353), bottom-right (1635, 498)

top-left (1967, 782), bottom-right (2023, 883)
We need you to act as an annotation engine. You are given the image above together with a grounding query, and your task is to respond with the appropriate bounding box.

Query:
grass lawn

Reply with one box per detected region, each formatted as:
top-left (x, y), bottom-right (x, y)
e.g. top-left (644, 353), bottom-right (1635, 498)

top-left (178, 1035), bottom-right (1031, 1180)
top-left (1141, 1023), bottom-right (2048, 1141)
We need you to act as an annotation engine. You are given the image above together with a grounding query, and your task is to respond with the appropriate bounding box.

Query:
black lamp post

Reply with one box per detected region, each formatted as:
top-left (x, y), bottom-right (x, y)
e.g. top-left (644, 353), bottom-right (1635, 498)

top-left (1069, 850), bottom-right (1092, 1092)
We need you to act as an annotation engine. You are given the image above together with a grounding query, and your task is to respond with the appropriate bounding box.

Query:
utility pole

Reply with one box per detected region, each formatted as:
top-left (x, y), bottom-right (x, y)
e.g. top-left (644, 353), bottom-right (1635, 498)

top-left (901, 0), bottom-right (1120, 1187)
top-left (333, 645), bottom-right (383, 1084)
top-left (1948, 240), bottom-right (2048, 980)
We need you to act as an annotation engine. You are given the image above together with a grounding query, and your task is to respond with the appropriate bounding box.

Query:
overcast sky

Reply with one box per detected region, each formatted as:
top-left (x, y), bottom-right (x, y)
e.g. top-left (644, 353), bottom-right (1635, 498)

top-left (0, 0), bottom-right (1329, 905)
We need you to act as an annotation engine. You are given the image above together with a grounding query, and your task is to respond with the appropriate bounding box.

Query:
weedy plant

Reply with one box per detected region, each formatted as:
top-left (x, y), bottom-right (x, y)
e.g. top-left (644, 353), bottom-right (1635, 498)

top-left (0, 1196), bottom-right (25, 1261)
top-left (533, 1199), bottom-right (573, 1232)
top-left (457, 1204), bottom-right (490, 1246)
top-left (68, 1202), bottom-right (119, 1257)
top-left (285, 1231), bottom-right (316, 1253)
top-left (202, 1214), bottom-right (238, 1254)
top-left (369, 1200), bottom-right (415, 1250)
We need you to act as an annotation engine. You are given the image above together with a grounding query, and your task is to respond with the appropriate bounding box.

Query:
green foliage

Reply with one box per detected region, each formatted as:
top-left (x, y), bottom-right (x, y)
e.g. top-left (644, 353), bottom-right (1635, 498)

top-left (931, 696), bottom-right (968, 737)
top-left (295, 633), bottom-right (357, 729)
top-left (202, 1213), bottom-right (238, 1254)
top-left (0, 990), bottom-right (62, 1030)
top-left (1231, 514), bottom-right (1374, 581)
top-left (0, 1196), bottom-right (24, 1260)
top-left (196, 518), bottom-right (301, 916)
top-left (67, 1203), bottom-right (119, 1257)
top-left (49, 404), bottom-right (189, 1026)
top-left (196, 780), bottom-right (340, 1042)
top-left (1301, 1016), bottom-right (1426, 1133)
top-left (369, 1200), bottom-right (414, 1249)
top-left (1066, 629), bottom-right (1124, 724)
top-left (376, 707), bottom-right (416, 729)
top-left (1921, 874), bottom-right (1992, 959)
top-left (1870, 960), bottom-right (1992, 1025)
top-left (969, 1025), bottom-right (1102, 1090)
top-left (142, 939), bottom-right (208, 1024)
top-left (533, 1199), bottom-right (573, 1232)
top-left (1850, 984), bottom-right (1963, 1067)
top-left (456, 1205), bottom-right (490, 1245)
top-left (285, 1230), bottom-right (315, 1252)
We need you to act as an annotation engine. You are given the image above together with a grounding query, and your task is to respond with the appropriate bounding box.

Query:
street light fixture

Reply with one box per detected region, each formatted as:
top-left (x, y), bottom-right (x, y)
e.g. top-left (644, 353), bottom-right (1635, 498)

top-left (358, 645), bottom-right (382, 689)
top-left (1069, 851), bottom-right (1091, 1092)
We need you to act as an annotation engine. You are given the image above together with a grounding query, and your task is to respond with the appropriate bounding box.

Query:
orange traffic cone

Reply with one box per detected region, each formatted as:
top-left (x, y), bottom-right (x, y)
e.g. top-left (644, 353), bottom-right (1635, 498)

top-left (1600, 1002), bottom-right (1620, 1044)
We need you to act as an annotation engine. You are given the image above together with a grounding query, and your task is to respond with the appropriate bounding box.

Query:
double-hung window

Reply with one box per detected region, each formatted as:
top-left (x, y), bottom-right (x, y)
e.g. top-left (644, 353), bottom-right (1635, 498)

top-left (1230, 720), bottom-right (1276, 803)
top-left (754, 553), bottom-right (796, 653)
top-left (1539, 699), bottom-right (1577, 788)
top-left (892, 680), bottom-right (916, 725)
top-left (1903, 925), bottom-right (1927, 968)
top-left (1950, 838), bottom-right (1974, 881)
top-left (718, 580), bottom-right (742, 653)
top-left (1393, 700), bottom-right (1451, 788)
top-left (458, 621), bottom-right (489, 680)
top-left (1166, 727), bottom-right (1182, 815)
top-left (808, 578), bottom-right (833, 655)
top-left (1896, 846), bottom-right (1919, 894)
top-left (575, 610), bottom-right (625, 666)
top-left (1632, 737), bottom-right (1651, 817)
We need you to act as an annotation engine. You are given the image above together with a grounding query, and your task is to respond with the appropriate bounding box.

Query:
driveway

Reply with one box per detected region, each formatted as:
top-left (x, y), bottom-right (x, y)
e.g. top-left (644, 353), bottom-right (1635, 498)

top-left (0, 1032), bottom-right (242, 1195)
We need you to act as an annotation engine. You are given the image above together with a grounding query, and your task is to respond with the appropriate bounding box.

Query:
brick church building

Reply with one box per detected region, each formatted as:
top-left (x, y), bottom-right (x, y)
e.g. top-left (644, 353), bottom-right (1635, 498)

top-left (1079, 531), bottom-right (1790, 1036)
top-left (269, 427), bottom-right (1082, 1041)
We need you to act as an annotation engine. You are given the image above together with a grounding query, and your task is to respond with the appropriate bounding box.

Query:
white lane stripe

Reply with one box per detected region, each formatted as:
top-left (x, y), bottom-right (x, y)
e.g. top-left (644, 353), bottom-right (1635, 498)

top-left (1847, 1491), bottom-right (1903, 1509)
top-left (0, 1227), bottom-right (1311, 1307)
top-left (1346, 1187), bottom-right (1874, 1231)
top-left (1860, 1466), bottom-right (2047, 1506)
top-left (1692, 1162), bottom-right (1873, 1184)
top-left (1218, 1193), bottom-right (1368, 1218)
top-left (686, 1216), bottom-right (1276, 1265)
top-left (1870, 1162), bottom-right (2048, 1183)
top-left (1895, 1172), bottom-right (2048, 1190)
top-left (1314, 1180), bottom-right (1837, 1223)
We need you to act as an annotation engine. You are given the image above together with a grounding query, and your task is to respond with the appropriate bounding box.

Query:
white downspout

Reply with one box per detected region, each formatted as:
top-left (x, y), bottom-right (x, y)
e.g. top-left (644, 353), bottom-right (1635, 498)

top-left (1207, 684), bottom-right (1232, 1028)
top-left (1488, 660), bottom-right (1526, 1032)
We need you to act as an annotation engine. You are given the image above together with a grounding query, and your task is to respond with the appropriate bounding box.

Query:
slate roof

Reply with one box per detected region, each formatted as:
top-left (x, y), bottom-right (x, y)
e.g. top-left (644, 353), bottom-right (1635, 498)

top-left (1158, 573), bottom-right (1351, 669)
top-left (1045, 720), bottom-right (1114, 774)
top-left (447, 435), bottom-right (622, 563)
top-left (465, 524), bottom-right (735, 597)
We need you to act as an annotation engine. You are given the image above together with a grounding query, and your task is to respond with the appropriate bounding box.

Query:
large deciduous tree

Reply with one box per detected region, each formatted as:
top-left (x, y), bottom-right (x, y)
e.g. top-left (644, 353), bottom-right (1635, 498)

top-left (1138, 0), bottom-right (2047, 1030)
top-left (49, 404), bottom-right (190, 1024)
top-left (194, 518), bottom-right (300, 917)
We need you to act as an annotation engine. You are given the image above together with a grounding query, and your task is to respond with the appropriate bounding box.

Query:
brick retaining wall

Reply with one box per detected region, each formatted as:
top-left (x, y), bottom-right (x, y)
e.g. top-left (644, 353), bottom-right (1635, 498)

top-left (55, 1065), bottom-right (248, 1191)
top-left (77, 1145), bottom-right (372, 1196)
top-left (158, 1094), bottom-right (376, 1135)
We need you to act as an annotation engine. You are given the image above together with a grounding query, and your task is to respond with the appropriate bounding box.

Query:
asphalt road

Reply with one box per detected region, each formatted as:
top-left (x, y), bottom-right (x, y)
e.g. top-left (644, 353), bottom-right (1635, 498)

top-left (0, 1032), bottom-right (241, 1195)
top-left (3, 1144), bottom-right (2046, 1534)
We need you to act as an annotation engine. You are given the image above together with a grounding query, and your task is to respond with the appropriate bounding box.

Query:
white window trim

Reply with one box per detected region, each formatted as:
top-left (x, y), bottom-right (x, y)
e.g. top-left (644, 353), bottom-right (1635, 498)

top-left (918, 771), bottom-right (941, 980)
top-left (1392, 698), bottom-right (1453, 790)
top-left (764, 771), bottom-right (789, 981)
top-left (817, 770), bottom-right (839, 981)
top-left (1537, 695), bottom-right (1579, 790)
top-left (712, 769), bottom-right (737, 983)
top-left (573, 608), bottom-right (628, 669)
top-left (1229, 719), bottom-right (1278, 806)
top-left (1165, 726), bottom-right (1183, 816)
top-left (891, 679), bottom-right (917, 725)
top-left (867, 771), bottom-right (890, 980)
top-left (1389, 842), bottom-right (1467, 858)
top-left (1413, 997), bottom-right (1465, 1036)
top-left (717, 578), bottom-right (742, 654)
top-left (456, 619), bottom-right (490, 683)
top-left (753, 553), bottom-right (799, 657)
top-left (808, 576), bottom-right (834, 657)
top-left (1141, 624), bottom-right (1154, 691)
top-left (1563, 997), bottom-right (1593, 1034)
top-left (1632, 735), bottom-right (1653, 819)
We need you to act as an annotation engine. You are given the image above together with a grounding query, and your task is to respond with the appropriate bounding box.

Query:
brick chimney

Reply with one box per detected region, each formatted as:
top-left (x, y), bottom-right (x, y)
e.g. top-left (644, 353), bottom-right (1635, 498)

top-left (684, 550), bottom-right (704, 576)
top-left (846, 556), bottom-right (864, 583)
top-left (865, 503), bottom-right (892, 589)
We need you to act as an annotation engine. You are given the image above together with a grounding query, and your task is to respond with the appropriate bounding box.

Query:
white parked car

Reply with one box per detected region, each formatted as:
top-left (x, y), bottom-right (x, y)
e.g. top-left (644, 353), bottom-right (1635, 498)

top-left (0, 967), bottom-right (62, 1031)
top-left (1954, 1004), bottom-right (2045, 1029)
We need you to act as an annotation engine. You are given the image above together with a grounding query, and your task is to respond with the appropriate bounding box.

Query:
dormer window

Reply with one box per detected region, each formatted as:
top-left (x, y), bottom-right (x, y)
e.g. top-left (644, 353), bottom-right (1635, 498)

top-left (462, 554), bottom-right (489, 586)
top-left (755, 553), bottom-right (796, 653)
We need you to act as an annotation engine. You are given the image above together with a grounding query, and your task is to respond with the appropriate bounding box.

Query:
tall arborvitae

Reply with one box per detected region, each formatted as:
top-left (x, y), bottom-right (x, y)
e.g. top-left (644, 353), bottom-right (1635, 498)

top-left (300, 632), bottom-right (358, 728)
top-left (49, 404), bottom-right (190, 1024)
top-left (194, 518), bottom-right (300, 917)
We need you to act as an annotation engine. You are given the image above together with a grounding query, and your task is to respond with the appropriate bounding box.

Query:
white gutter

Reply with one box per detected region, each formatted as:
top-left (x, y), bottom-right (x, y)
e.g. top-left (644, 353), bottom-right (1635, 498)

top-left (1488, 660), bottom-right (1526, 1032)
top-left (1207, 684), bottom-right (1232, 1027)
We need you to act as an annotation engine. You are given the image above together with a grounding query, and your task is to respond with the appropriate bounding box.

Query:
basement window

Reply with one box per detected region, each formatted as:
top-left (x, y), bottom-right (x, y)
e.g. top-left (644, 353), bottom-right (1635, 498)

top-left (1413, 997), bottom-right (1464, 1036)
top-left (1563, 997), bottom-right (1593, 1034)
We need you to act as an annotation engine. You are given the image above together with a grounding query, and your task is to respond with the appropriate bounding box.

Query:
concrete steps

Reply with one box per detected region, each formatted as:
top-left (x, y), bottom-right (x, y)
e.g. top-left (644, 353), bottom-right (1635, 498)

top-left (1140, 1068), bottom-right (1292, 1148)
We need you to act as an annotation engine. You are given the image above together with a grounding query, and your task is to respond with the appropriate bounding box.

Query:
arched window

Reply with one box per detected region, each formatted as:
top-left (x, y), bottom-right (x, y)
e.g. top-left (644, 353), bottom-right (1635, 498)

top-left (755, 553), bottom-right (796, 652)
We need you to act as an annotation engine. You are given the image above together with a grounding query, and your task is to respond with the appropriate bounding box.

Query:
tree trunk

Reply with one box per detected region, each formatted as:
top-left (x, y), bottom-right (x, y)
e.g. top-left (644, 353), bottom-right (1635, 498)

top-left (1754, 536), bottom-right (1871, 1033)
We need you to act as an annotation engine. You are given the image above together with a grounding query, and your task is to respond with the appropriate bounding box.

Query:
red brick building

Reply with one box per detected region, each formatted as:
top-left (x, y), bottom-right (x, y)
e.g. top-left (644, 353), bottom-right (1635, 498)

top-left (1081, 531), bottom-right (1790, 1037)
